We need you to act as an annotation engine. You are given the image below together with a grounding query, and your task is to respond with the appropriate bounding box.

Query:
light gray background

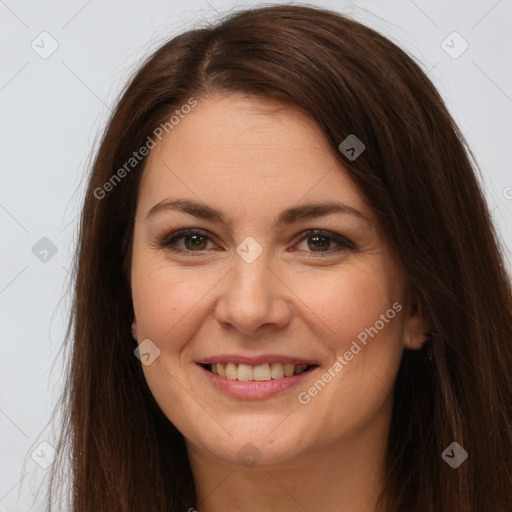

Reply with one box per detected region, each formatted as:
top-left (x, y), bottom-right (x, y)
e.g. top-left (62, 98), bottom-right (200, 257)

top-left (1, 0), bottom-right (511, 510)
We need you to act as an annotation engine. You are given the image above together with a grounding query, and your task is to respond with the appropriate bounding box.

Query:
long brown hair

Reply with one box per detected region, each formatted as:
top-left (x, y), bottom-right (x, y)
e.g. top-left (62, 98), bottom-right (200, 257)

top-left (44, 4), bottom-right (512, 511)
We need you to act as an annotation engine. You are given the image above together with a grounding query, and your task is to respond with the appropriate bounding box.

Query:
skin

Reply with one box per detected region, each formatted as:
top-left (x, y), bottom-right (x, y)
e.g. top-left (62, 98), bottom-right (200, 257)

top-left (130, 93), bottom-right (428, 512)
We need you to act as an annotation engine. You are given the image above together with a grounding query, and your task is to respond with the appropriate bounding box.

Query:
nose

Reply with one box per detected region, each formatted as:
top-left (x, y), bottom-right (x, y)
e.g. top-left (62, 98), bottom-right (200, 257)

top-left (214, 247), bottom-right (293, 337)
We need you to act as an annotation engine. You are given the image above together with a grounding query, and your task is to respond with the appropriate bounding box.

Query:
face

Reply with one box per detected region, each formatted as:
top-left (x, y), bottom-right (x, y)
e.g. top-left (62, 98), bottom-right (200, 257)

top-left (130, 93), bottom-right (426, 469)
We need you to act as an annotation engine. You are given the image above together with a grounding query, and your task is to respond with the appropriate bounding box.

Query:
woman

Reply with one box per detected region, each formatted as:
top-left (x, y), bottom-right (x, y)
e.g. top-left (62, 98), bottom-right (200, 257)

top-left (45, 4), bottom-right (512, 511)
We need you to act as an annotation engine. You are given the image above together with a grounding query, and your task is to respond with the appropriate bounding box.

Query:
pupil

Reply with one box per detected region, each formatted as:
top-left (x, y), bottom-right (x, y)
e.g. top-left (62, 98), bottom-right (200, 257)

top-left (186, 234), bottom-right (206, 250)
top-left (309, 235), bottom-right (329, 251)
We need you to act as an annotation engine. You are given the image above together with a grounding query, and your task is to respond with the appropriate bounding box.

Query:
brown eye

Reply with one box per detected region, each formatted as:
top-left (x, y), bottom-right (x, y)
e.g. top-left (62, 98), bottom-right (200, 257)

top-left (160, 228), bottom-right (355, 257)
top-left (161, 229), bottom-right (214, 254)
top-left (307, 234), bottom-right (332, 252)
top-left (182, 233), bottom-right (208, 251)
top-left (293, 230), bottom-right (355, 256)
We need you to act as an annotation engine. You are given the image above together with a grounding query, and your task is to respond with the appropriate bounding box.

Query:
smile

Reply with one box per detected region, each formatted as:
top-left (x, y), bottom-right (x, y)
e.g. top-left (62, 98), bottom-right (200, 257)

top-left (202, 362), bottom-right (314, 381)
top-left (197, 357), bottom-right (319, 399)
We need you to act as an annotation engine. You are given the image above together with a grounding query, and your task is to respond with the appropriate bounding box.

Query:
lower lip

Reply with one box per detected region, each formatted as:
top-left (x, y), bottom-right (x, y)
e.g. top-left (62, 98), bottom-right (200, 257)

top-left (199, 364), bottom-right (317, 399)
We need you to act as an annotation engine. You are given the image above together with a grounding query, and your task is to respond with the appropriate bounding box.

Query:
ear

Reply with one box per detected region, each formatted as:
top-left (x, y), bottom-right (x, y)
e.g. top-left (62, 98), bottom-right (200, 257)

top-left (131, 318), bottom-right (138, 341)
top-left (402, 291), bottom-right (430, 351)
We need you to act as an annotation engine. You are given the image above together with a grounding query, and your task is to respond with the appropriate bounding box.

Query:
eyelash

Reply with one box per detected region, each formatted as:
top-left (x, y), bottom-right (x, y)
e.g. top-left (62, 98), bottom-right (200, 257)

top-left (159, 228), bottom-right (355, 257)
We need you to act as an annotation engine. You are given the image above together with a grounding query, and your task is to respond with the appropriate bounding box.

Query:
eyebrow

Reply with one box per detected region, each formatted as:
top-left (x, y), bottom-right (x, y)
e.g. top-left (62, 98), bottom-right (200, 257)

top-left (144, 198), bottom-right (370, 229)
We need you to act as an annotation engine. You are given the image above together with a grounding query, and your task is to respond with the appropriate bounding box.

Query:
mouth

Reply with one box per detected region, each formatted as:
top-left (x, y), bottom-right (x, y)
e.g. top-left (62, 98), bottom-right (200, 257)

top-left (196, 355), bottom-right (320, 399)
top-left (199, 362), bottom-right (317, 381)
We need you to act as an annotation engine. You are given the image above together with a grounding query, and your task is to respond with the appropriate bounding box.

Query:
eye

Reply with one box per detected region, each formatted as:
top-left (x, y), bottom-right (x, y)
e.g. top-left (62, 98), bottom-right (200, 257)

top-left (159, 228), bottom-right (355, 257)
top-left (160, 229), bottom-right (215, 255)
top-left (291, 229), bottom-right (355, 257)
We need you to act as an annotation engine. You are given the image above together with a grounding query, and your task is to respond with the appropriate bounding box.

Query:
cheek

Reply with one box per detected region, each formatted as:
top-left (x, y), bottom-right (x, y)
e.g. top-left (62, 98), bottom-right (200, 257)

top-left (291, 267), bottom-right (404, 435)
top-left (130, 257), bottom-right (217, 433)
top-left (131, 252), bottom-right (218, 351)
top-left (289, 261), bottom-right (404, 352)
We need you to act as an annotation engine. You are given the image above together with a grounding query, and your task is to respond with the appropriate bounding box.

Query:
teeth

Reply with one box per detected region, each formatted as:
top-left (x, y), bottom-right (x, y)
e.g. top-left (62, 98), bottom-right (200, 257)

top-left (225, 363), bottom-right (237, 380)
top-left (237, 363), bottom-right (253, 381)
top-left (254, 363), bottom-right (271, 381)
top-left (209, 362), bottom-right (311, 381)
top-left (284, 363), bottom-right (295, 377)
top-left (270, 362), bottom-right (284, 379)
top-left (294, 364), bottom-right (308, 375)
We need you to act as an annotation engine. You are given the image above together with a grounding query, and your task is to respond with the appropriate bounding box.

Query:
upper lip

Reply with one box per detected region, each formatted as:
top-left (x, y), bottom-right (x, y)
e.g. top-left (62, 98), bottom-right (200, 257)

top-left (197, 354), bottom-right (319, 366)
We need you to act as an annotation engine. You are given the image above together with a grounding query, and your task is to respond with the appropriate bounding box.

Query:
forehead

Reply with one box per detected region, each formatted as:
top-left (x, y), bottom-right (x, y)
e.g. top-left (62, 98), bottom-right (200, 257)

top-left (137, 93), bottom-right (371, 223)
